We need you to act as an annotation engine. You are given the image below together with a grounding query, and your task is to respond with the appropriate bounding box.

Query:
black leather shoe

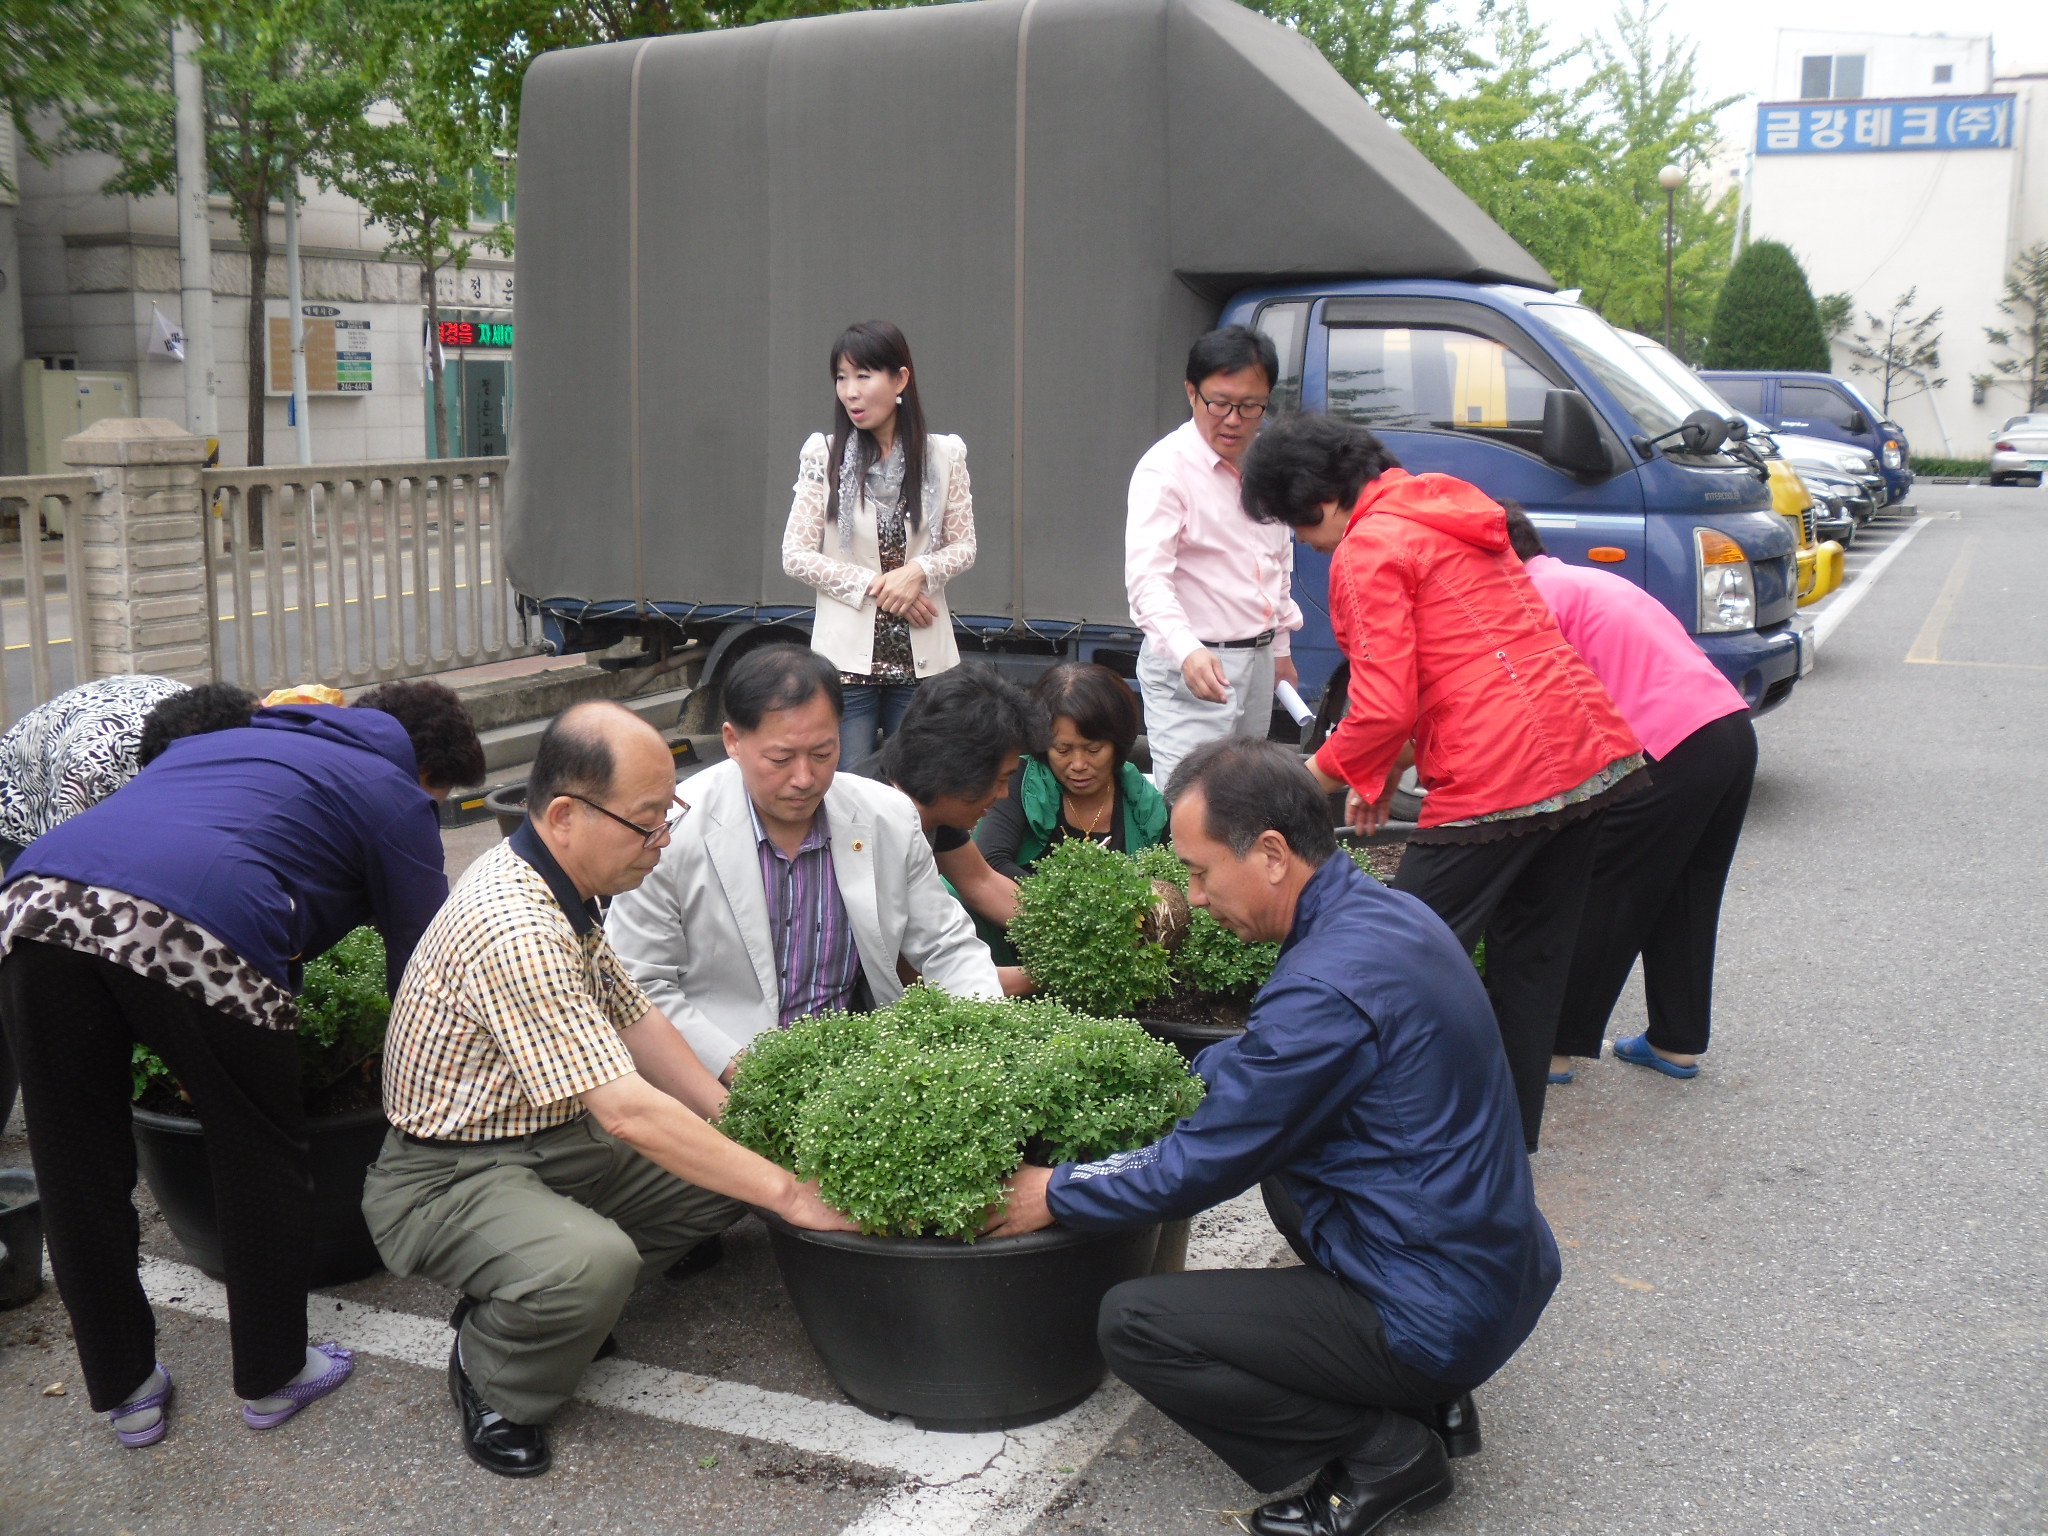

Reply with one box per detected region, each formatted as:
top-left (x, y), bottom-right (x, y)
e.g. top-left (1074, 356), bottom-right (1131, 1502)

top-left (664, 1234), bottom-right (724, 1281)
top-left (1247, 1436), bottom-right (1452, 1536)
top-left (1434, 1393), bottom-right (1481, 1459)
top-left (448, 1338), bottom-right (551, 1478)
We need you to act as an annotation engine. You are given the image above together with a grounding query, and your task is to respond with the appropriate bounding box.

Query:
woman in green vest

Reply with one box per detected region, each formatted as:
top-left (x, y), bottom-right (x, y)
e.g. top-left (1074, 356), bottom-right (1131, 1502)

top-left (974, 664), bottom-right (1168, 960)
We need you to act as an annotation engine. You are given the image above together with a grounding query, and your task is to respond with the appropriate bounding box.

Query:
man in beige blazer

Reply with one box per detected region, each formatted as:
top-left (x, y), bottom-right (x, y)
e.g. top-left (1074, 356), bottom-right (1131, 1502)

top-left (605, 646), bottom-right (1002, 1080)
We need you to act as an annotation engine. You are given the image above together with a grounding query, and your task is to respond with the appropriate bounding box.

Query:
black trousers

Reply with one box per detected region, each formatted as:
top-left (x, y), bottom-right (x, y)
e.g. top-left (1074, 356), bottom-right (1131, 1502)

top-left (1555, 712), bottom-right (1757, 1059)
top-left (1097, 1261), bottom-right (1471, 1493)
top-left (1393, 808), bottom-right (1606, 1151)
top-left (0, 940), bottom-right (312, 1410)
top-left (0, 836), bottom-right (19, 1135)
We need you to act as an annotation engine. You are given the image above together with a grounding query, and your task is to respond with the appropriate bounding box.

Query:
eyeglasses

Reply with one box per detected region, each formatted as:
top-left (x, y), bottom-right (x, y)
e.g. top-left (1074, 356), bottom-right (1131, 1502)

top-left (1195, 391), bottom-right (1270, 421)
top-left (566, 793), bottom-right (691, 849)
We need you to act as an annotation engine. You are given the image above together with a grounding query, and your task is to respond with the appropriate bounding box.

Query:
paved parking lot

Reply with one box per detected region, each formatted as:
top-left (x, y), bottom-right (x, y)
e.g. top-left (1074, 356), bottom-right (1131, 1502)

top-left (3, 488), bottom-right (2044, 1535)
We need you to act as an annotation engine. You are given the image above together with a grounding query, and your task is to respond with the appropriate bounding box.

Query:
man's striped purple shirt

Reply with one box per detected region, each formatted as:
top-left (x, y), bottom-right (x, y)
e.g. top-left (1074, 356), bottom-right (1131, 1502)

top-left (752, 802), bottom-right (863, 1026)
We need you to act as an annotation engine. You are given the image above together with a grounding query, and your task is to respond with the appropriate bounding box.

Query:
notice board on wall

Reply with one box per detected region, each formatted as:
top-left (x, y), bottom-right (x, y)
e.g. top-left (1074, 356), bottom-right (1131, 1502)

top-left (266, 302), bottom-right (374, 394)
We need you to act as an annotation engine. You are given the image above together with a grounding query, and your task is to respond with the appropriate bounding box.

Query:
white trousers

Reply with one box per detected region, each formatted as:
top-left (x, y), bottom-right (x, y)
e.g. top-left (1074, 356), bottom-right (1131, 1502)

top-left (1137, 639), bottom-right (1277, 791)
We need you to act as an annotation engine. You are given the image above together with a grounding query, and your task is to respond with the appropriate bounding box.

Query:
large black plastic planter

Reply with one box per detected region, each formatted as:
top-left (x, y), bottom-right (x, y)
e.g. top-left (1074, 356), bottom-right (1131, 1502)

top-left (132, 1104), bottom-right (389, 1285)
top-left (1137, 1015), bottom-right (1243, 1064)
top-left (762, 1215), bottom-right (1161, 1432)
top-left (0, 1167), bottom-right (43, 1309)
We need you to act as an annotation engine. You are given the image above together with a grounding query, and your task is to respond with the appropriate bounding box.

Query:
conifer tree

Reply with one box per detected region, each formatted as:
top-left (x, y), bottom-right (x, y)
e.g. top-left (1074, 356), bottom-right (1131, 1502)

top-left (1705, 240), bottom-right (1830, 371)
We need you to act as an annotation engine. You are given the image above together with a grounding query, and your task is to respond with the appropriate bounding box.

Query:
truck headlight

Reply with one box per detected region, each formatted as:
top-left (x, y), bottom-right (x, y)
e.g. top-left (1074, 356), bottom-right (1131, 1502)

top-left (1882, 440), bottom-right (1903, 470)
top-left (1696, 527), bottom-right (1755, 633)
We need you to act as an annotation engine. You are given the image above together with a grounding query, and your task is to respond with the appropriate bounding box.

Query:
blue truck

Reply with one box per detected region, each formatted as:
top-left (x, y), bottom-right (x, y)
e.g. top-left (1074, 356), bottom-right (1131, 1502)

top-left (1230, 283), bottom-right (1807, 709)
top-left (1701, 370), bottom-right (1913, 506)
top-left (507, 0), bottom-right (1806, 719)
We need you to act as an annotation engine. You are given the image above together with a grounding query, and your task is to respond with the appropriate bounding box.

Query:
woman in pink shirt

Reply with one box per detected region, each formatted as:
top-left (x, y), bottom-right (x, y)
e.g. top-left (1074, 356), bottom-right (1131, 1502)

top-left (1504, 508), bottom-right (1756, 1084)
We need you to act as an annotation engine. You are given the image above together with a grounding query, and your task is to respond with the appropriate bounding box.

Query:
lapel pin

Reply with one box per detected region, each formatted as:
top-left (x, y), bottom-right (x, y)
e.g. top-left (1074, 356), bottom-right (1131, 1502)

top-left (851, 840), bottom-right (864, 852)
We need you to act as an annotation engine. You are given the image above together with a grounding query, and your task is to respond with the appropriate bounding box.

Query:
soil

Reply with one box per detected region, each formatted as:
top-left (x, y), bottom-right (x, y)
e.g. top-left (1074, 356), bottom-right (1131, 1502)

top-left (1138, 984), bottom-right (1250, 1032)
top-left (135, 1065), bottom-right (382, 1122)
top-left (1353, 839), bottom-right (1407, 884)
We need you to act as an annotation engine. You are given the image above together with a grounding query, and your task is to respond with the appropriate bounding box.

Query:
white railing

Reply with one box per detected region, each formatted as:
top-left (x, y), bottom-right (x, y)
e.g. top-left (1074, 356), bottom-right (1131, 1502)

top-left (0, 475), bottom-right (96, 727)
top-left (201, 457), bottom-right (534, 695)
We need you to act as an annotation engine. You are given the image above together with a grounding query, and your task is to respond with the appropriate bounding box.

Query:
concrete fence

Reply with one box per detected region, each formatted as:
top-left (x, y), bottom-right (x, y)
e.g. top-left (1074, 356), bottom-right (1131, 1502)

top-left (0, 417), bottom-right (534, 727)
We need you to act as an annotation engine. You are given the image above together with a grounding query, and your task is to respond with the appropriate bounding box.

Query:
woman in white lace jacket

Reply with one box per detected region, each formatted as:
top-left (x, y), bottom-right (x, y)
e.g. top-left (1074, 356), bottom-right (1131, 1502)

top-left (782, 321), bottom-right (977, 766)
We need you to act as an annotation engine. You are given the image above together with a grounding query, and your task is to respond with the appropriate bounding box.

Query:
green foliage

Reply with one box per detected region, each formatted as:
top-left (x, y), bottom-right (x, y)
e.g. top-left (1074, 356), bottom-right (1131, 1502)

top-left (296, 926), bottom-right (391, 1095)
top-left (1839, 289), bottom-right (1943, 415)
top-left (325, 8), bottom-right (514, 459)
top-left (51, 0), bottom-right (395, 464)
top-left (1984, 243), bottom-right (2048, 412)
top-left (132, 1042), bottom-right (174, 1101)
top-left (1909, 457), bottom-right (1991, 478)
top-left (129, 927), bottom-right (391, 1104)
top-left (723, 988), bottom-right (1204, 1241)
top-left (1261, 0), bottom-right (1735, 351)
top-left (1704, 241), bottom-right (1830, 372)
top-left (1247, 0), bottom-right (1483, 139)
top-left (0, 0), bottom-right (166, 194)
top-left (1009, 837), bottom-right (1173, 1017)
top-left (1115, 844), bottom-right (1279, 1002)
top-left (1174, 913), bottom-right (1279, 1002)
top-left (1817, 292), bottom-right (1855, 341)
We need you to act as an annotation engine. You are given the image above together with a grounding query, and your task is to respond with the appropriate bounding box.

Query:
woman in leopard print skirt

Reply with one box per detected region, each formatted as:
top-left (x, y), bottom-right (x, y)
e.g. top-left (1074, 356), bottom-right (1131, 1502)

top-left (0, 682), bottom-right (481, 1447)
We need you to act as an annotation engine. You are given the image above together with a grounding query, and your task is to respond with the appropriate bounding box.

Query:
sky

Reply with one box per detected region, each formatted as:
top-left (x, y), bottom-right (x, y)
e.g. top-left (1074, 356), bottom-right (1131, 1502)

top-left (1504, 0), bottom-right (2048, 149)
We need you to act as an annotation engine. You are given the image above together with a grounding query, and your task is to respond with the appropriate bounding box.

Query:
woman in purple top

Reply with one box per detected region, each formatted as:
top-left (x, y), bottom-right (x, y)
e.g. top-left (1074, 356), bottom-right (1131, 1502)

top-left (1504, 509), bottom-right (1756, 1085)
top-left (0, 683), bottom-right (482, 1449)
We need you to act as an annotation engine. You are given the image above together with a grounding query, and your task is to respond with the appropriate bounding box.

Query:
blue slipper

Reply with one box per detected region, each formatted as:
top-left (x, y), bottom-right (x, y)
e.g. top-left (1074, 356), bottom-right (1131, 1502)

top-left (1613, 1034), bottom-right (1698, 1079)
top-left (1547, 1068), bottom-right (1575, 1085)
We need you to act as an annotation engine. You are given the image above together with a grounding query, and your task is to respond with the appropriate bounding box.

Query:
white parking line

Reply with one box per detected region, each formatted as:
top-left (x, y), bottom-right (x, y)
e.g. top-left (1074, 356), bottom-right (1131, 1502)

top-left (138, 1186), bottom-right (1286, 1526)
top-left (1810, 517), bottom-right (1929, 650)
top-left (139, 1254), bottom-right (1007, 1482)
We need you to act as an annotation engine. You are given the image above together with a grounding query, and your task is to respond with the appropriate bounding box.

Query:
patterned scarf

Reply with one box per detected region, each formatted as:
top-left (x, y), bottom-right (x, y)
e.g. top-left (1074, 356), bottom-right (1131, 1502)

top-left (835, 434), bottom-right (944, 556)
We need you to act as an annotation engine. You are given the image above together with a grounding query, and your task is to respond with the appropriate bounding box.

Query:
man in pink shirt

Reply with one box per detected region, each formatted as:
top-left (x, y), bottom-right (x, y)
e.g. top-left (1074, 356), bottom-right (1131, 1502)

top-left (1125, 327), bottom-right (1303, 786)
top-left (1505, 508), bottom-right (1757, 1085)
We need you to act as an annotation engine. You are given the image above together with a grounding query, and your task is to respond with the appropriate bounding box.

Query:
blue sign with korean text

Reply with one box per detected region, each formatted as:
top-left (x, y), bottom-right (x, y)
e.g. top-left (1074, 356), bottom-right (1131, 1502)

top-left (1756, 96), bottom-right (2013, 155)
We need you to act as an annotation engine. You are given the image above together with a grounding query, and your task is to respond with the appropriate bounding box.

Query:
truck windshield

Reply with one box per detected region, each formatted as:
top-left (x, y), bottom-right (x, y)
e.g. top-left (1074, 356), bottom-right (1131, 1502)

top-left (1529, 303), bottom-right (1690, 441)
top-left (1630, 338), bottom-right (1741, 419)
top-left (1836, 378), bottom-right (1889, 427)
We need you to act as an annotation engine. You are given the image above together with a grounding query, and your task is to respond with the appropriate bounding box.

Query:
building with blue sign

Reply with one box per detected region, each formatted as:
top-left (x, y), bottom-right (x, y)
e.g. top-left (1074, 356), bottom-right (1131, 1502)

top-left (1741, 30), bottom-right (2047, 455)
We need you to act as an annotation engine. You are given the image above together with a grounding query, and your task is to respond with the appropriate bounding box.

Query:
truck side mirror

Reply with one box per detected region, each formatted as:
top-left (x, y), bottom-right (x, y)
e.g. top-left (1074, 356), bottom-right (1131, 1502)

top-left (1676, 409), bottom-right (1731, 456)
top-left (1844, 410), bottom-right (1869, 434)
top-left (1540, 390), bottom-right (1609, 478)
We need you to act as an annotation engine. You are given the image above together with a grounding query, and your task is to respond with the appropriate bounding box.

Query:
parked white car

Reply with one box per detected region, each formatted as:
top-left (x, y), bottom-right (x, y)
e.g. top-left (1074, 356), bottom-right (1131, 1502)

top-left (1774, 434), bottom-right (1886, 518)
top-left (1989, 415), bottom-right (2048, 487)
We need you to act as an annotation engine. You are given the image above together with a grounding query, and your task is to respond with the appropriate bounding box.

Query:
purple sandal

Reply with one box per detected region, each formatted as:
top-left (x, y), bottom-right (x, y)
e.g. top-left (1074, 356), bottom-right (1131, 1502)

top-left (108, 1362), bottom-right (174, 1448)
top-left (241, 1341), bottom-right (355, 1430)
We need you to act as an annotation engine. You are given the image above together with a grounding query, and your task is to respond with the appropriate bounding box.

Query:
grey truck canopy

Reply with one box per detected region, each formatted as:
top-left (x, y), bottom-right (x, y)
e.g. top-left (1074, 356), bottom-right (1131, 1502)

top-left (506, 0), bottom-right (1551, 628)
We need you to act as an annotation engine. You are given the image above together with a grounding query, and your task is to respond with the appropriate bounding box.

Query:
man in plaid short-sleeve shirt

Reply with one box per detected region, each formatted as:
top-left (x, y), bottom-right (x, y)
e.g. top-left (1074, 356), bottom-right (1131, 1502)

top-left (363, 702), bottom-right (854, 1480)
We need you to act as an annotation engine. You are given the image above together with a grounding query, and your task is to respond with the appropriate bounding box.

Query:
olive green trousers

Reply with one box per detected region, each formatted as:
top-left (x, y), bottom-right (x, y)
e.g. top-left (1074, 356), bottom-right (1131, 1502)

top-left (362, 1116), bottom-right (740, 1424)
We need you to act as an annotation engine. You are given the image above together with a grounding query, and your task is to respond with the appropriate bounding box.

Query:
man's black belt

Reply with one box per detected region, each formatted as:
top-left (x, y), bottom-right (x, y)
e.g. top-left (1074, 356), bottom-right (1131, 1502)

top-left (1203, 630), bottom-right (1276, 649)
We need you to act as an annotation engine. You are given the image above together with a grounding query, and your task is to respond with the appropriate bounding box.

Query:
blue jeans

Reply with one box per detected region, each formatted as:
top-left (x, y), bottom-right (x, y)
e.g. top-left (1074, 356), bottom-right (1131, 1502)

top-left (838, 681), bottom-right (918, 770)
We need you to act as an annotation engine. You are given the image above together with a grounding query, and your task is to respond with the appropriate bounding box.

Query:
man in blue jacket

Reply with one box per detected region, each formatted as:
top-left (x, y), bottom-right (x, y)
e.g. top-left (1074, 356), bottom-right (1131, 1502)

top-left (992, 738), bottom-right (1558, 1536)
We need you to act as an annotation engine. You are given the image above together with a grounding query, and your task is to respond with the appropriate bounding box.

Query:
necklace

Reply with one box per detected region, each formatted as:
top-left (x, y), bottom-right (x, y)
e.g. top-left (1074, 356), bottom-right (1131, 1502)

top-left (1065, 789), bottom-right (1111, 840)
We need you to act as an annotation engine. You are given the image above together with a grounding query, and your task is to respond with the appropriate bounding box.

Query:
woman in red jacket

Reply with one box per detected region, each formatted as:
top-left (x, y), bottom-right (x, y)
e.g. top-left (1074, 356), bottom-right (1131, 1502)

top-left (1239, 414), bottom-right (1644, 1151)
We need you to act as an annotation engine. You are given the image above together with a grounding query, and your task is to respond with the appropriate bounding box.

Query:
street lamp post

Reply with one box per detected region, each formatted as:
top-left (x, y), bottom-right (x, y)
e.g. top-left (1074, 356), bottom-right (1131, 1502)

top-left (1659, 163), bottom-right (1683, 351)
